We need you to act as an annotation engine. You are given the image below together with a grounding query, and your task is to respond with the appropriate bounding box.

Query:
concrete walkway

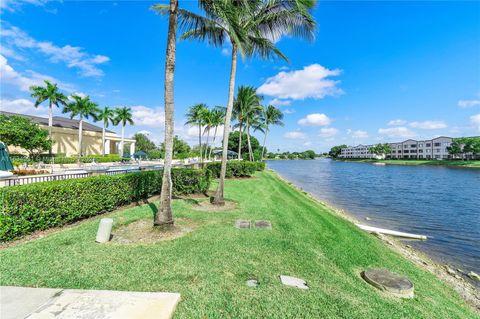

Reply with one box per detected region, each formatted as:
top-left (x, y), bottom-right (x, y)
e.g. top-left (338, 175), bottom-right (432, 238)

top-left (0, 286), bottom-right (180, 319)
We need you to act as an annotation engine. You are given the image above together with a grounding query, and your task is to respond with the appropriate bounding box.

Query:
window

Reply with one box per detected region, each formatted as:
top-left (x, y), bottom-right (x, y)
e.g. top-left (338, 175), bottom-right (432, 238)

top-left (434, 143), bottom-right (441, 147)
top-left (426, 143), bottom-right (431, 147)
top-left (418, 143), bottom-right (423, 147)
top-left (418, 149), bottom-right (423, 153)
top-left (436, 149), bottom-right (440, 153)
top-left (411, 144), bottom-right (416, 148)
top-left (404, 150), bottom-right (409, 153)
top-left (426, 149), bottom-right (430, 153)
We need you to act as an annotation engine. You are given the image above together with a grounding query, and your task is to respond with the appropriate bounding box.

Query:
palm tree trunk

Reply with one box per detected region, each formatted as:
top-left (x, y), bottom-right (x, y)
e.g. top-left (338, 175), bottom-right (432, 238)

top-left (198, 124), bottom-right (202, 163)
top-left (237, 121), bottom-right (243, 160)
top-left (78, 118), bottom-right (83, 158)
top-left (213, 45), bottom-right (237, 205)
top-left (48, 101), bottom-right (53, 155)
top-left (209, 126), bottom-right (218, 159)
top-left (204, 129), bottom-right (210, 160)
top-left (120, 125), bottom-right (125, 156)
top-left (102, 126), bottom-right (106, 156)
top-left (261, 128), bottom-right (269, 160)
top-left (246, 120), bottom-right (253, 161)
top-left (155, 0), bottom-right (177, 226)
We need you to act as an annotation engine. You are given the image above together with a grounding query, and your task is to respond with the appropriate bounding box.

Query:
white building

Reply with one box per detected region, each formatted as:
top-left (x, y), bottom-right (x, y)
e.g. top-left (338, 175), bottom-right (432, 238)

top-left (339, 136), bottom-right (454, 160)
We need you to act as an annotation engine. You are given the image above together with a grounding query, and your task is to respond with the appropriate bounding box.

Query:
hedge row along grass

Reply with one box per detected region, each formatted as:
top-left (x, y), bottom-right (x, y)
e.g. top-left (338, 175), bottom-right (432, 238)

top-left (206, 160), bottom-right (265, 178)
top-left (0, 168), bottom-right (210, 241)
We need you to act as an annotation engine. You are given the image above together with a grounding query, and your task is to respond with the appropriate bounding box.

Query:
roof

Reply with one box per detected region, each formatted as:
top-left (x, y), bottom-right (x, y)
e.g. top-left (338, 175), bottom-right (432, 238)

top-left (0, 111), bottom-right (115, 133)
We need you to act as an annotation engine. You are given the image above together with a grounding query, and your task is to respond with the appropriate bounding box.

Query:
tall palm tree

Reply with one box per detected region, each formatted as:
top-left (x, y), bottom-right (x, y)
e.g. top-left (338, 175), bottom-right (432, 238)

top-left (209, 107), bottom-right (226, 159)
top-left (185, 104), bottom-right (208, 162)
top-left (152, 0), bottom-right (178, 226)
top-left (233, 86), bottom-right (262, 161)
top-left (260, 105), bottom-right (284, 160)
top-left (174, 0), bottom-right (316, 205)
top-left (97, 106), bottom-right (116, 156)
top-left (114, 107), bottom-right (134, 157)
top-left (62, 95), bottom-right (99, 157)
top-left (30, 80), bottom-right (68, 139)
top-left (202, 108), bottom-right (215, 160)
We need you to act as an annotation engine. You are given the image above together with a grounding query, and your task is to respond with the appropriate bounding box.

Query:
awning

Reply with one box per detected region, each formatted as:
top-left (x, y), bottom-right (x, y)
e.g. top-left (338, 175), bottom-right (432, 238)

top-left (0, 142), bottom-right (14, 171)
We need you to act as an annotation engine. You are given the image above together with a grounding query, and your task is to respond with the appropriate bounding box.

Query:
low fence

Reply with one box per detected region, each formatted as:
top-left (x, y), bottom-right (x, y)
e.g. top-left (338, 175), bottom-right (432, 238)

top-left (2, 173), bottom-right (89, 187)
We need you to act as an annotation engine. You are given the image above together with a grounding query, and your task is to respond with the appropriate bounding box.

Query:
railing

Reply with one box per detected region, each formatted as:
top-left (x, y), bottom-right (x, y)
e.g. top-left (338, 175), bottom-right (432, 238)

top-left (105, 170), bottom-right (129, 175)
top-left (2, 173), bottom-right (89, 187)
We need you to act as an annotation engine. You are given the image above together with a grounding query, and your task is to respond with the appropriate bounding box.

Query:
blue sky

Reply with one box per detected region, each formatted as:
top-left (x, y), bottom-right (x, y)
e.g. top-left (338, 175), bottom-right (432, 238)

top-left (1, 0), bottom-right (479, 153)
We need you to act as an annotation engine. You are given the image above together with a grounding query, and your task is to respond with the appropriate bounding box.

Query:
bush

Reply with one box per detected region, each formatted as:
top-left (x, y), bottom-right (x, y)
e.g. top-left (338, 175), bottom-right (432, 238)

top-left (52, 154), bottom-right (122, 164)
top-left (0, 168), bottom-right (210, 241)
top-left (206, 160), bottom-right (264, 178)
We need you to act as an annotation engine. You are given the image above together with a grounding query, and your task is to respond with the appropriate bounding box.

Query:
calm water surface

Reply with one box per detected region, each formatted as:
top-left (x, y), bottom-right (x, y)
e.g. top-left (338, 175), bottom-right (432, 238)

top-left (267, 159), bottom-right (480, 274)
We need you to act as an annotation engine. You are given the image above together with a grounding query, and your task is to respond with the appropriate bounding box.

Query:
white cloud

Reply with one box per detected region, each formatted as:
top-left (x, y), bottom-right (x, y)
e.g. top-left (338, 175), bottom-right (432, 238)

top-left (378, 127), bottom-right (415, 138)
top-left (130, 106), bottom-right (165, 127)
top-left (388, 119), bottom-right (407, 126)
top-left (1, 25), bottom-right (109, 77)
top-left (257, 64), bottom-right (343, 101)
top-left (0, 98), bottom-right (48, 117)
top-left (283, 108), bottom-right (295, 114)
top-left (269, 98), bottom-right (290, 106)
top-left (303, 141), bottom-right (312, 146)
top-left (284, 131), bottom-right (306, 139)
top-left (458, 100), bottom-right (480, 108)
top-left (319, 127), bottom-right (338, 138)
top-left (298, 113), bottom-right (331, 126)
top-left (221, 48), bottom-right (230, 56)
top-left (409, 120), bottom-right (447, 129)
top-left (0, 54), bottom-right (75, 92)
top-left (350, 130), bottom-right (368, 139)
top-left (471, 114), bottom-right (480, 131)
top-left (0, 0), bottom-right (48, 12)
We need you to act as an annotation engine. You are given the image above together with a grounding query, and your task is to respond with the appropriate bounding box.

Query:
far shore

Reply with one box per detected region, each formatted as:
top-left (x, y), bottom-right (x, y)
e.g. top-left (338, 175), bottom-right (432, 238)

top-left (333, 158), bottom-right (480, 168)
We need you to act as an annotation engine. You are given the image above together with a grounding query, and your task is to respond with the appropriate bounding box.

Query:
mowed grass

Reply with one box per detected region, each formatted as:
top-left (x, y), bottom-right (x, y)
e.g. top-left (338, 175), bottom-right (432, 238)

top-left (337, 158), bottom-right (480, 168)
top-left (0, 171), bottom-right (477, 318)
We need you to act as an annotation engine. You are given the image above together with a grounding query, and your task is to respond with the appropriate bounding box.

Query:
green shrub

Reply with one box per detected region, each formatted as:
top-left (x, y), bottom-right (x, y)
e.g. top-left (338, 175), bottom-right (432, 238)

top-left (206, 160), bottom-right (263, 178)
top-left (51, 154), bottom-right (122, 164)
top-left (0, 168), bottom-right (210, 241)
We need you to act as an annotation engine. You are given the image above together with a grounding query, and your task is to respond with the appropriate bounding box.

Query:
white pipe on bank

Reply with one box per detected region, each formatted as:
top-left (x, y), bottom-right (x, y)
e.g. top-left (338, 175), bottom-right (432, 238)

top-left (356, 224), bottom-right (427, 240)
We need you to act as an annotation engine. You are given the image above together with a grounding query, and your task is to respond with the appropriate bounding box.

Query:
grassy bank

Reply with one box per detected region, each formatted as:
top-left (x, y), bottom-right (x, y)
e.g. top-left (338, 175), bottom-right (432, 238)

top-left (335, 158), bottom-right (480, 168)
top-left (0, 171), bottom-right (476, 318)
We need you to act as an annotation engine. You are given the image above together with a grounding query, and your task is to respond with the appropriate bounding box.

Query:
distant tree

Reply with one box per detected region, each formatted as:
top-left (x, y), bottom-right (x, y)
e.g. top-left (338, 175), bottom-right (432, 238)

top-left (329, 144), bottom-right (348, 158)
top-left (447, 139), bottom-right (463, 159)
top-left (114, 107), bottom-right (134, 157)
top-left (449, 137), bottom-right (480, 160)
top-left (303, 150), bottom-right (316, 159)
top-left (29, 80), bottom-right (68, 140)
top-left (208, 107), bottom-right (225, 159)
top-left (134, 133), bottom-right (157, 153)
top-left (62, 95), bottom-right (99, 157)
top-left (161, 135), bottom-right (191, 159)
top-left (227, 131), bottom-right (261, 159)
top-left (369, 143), bottom-right (391, 157)
top-left (97, 106), bottom-right (116, 156)
top-left (0, 114), bottom-right (53, 159)
top-left (185, 104), bottom-right (208, 162)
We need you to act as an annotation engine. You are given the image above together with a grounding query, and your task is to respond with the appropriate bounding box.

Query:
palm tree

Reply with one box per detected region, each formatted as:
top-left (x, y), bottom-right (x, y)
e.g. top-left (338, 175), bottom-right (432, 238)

top-left (29, 80), bottom-right (68, 139)
top-left (233, 86), bottom-right (262, 161)
top-left (202, 108), bottom-right (216, 160)
top-left (260, 105), bottom-right (284, 160)
top-left (152, 0), bottom-right (178, 226)
top-left (209, 107), bottom-right (225, 159)
top-left (174, 0), bottom-right (316, 205)
top-left (185, 104), bottom-right (208, 162)
top-left (114, 107), bottom-right (134, 157)
top-left (97, 106), bottom-right (116, 156)
top-left (62, 95), bottom-right (99, 157)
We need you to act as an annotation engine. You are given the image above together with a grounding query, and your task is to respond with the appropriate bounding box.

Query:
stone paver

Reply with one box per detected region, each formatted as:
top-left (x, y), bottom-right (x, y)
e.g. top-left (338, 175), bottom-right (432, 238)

top-left (362, 268), bottom-right (414, 298)
top-left (1, 286), bottom-right (181, 319)
top-left (279, 275), bottom-right (309, 289)
top-left (235, 220), bottom-right (251, 229)
top-left (254, 220), bottom-right (272, 229)
top-left (246, 279), bottom-right (259, 287)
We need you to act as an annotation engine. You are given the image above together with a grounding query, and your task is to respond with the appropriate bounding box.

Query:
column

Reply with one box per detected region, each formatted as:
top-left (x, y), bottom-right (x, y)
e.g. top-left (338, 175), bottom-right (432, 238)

top-left (130, 143), bottom-right (135, 157)
top-left (104, 139), bottom-right (111, 155)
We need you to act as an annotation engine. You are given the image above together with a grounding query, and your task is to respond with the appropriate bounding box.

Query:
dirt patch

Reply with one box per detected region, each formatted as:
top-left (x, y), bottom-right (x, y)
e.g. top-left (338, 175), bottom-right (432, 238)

top-left (189, 199), bottom-right (238, 212)
top-left (110, 218), bottom-right (197, 244)
top-left (174, 192), bottom-right (212, 200)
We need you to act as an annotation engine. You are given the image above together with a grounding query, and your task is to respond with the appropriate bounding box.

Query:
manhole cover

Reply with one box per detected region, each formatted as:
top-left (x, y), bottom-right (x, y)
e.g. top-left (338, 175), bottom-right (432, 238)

top-left (254, 220), bottom-right (272, 229)
top-left (362, 268), bottom-right (414, 298)
top-left (235, 220), bottom-right (251, 229)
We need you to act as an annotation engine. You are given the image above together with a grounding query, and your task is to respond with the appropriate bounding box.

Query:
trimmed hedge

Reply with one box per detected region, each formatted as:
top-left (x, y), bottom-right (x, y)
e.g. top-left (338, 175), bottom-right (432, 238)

top-left (0, 168), bottom-right (210, 241)
top-left (206, 160), bottom-right (265, 178)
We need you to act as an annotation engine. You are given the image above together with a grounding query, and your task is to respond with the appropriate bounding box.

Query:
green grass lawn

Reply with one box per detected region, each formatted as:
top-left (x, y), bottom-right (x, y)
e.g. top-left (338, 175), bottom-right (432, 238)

top-left (0, 171), bottom-right (477, 318)
top-left (336, 158), bottom-right (480, 168)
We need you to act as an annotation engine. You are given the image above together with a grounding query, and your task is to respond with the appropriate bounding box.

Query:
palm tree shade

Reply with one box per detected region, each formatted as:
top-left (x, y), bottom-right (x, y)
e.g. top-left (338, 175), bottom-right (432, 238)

top-left (62, 95), bottom-right (99, 157)
top-left (167, 0), bottom-right (316, 205)
top-left (260, 105), bottom-right (284, 160)
top-left (97, 106), bottom-right (116, 156)
top-left (114, 107), bottom-right (134, 157)
top-left (29, 80), bottom-right (68, 150)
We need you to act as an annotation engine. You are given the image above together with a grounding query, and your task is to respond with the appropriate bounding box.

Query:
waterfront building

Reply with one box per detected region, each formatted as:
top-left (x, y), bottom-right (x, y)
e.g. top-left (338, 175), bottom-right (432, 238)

top-left (340, 136), bottom-right (455, 159)
top-left (1, 111), bottom-right (136, 157)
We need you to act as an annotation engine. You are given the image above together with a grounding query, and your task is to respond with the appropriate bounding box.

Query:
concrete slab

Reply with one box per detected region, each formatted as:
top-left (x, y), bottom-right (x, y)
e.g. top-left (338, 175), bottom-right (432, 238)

top-left (362, 268), bottom-right (414, 298)
top-left (1, 287), bottom-right (181, 319)
top-left (1, 286), bottom-right (62, 319)
top-left (254, 220), bottom-right (272, 229)
top-left (279, 275), bottom-right (309, 289)
top-left (235, 220), bottom-right (251, 229)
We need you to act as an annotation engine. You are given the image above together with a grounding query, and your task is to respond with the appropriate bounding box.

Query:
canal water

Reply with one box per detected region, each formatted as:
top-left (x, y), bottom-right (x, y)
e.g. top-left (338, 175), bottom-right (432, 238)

top-left (267, 159), bottom-right (480, 274)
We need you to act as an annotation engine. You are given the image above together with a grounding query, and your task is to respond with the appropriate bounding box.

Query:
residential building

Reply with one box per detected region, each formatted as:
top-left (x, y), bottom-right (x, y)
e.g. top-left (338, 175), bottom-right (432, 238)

top-left (1, 111), bottom-right (136, 157)
top-left (339, 136), bottom-right (454, 160)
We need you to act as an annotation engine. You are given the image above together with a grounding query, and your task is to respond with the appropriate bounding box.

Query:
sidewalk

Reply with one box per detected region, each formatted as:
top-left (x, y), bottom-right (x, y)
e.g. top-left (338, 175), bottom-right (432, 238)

top-left (0, 286), bottom-right (180, 319)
